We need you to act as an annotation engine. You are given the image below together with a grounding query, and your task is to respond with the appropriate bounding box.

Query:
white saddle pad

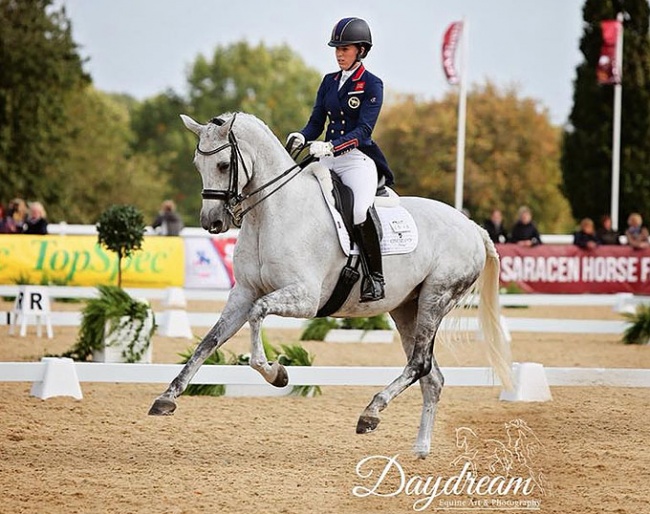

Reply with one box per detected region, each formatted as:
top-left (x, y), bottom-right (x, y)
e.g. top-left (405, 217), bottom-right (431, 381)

top-left (312, 166), bottom-right (418, 256)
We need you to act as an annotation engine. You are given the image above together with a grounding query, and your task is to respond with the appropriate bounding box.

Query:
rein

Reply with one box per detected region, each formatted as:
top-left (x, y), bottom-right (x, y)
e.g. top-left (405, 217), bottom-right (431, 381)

top-left (197, 114), bottom-right (314, 226)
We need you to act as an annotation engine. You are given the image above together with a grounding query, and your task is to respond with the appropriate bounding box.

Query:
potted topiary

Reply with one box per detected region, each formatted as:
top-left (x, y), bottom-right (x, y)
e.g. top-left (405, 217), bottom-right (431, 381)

top-left (62, 205), bottom-right (155, 363)
top-left (301, 314), bottom-right (394, 344)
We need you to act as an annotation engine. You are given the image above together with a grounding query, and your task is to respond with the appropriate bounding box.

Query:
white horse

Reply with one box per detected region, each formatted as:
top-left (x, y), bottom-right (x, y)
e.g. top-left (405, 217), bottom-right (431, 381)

top-left (148, 112), bottom-right (512, 458)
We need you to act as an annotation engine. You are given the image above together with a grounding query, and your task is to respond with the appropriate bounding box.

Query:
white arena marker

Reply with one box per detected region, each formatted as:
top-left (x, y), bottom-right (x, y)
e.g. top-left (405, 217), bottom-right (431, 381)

top-left (158, 309), bottom-right (194, 339)
top-left (612, 292), bottom-right (635, 314)
top-left (10, 286), bottom-right (53, 338)
top-left (500, 362), bottom-right (552, 402)
top-left (30, 357), bottom-right (83, 400)
top-left (163, 287), bottom-right (187, 309)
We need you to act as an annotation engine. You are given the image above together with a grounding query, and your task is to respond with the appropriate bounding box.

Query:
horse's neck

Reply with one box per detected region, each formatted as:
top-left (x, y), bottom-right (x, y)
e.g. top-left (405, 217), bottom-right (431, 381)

top-left (245, 148), bottom-right (316, 226)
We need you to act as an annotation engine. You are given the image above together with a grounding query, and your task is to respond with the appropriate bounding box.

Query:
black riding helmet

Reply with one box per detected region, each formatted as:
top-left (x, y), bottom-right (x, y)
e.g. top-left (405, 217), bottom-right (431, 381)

top-left (328, 17), bottom-right (372, 58)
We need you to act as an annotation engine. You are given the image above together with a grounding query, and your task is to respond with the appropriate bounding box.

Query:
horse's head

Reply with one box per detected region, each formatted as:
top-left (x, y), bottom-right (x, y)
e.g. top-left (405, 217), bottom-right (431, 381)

top-left (181, 113), bottom-right (253, 233)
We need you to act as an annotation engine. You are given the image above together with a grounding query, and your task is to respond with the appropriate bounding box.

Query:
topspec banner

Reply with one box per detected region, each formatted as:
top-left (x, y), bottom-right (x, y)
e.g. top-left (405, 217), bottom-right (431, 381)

top-left (497, 244), bottom-right (650, 294)
top-left (0, 235), bottom-right (184, 287)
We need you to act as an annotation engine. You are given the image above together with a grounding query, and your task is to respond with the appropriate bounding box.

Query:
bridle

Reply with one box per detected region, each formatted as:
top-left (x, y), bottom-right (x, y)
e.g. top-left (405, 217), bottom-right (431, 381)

top-left (196, 113), bottom-right (313, 227)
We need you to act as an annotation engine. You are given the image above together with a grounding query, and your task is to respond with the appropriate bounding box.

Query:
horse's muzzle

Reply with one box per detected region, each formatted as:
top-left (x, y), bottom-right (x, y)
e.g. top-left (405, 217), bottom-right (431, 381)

top-left (200, 206), bottom-right (230, 234)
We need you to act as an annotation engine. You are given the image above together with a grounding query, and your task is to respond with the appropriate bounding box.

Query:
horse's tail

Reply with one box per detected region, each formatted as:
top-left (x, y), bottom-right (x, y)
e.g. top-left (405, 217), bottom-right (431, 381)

top-left (476, 226), bottom-right (514, 390)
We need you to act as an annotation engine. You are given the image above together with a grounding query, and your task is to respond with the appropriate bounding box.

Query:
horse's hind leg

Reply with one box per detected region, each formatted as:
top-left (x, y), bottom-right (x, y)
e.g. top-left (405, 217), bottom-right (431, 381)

top-left (366, 299), bottom-right (444, 458)
top-left (356, 286), bottom-right (455, 436)
top-left (413, 362), bottom-right (444, 458)
top-left (148, 288), bottom-right (253, 415)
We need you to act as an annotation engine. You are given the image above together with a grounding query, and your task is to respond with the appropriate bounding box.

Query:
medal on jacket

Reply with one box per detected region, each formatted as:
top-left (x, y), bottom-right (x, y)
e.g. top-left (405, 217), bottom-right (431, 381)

top-left (348, 96), bottom-right (361, 109)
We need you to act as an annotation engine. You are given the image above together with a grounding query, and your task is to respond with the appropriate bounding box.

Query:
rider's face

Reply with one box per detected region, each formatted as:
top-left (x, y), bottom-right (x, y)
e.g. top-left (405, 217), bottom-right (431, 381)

top-left (336, 45), bottom-right (359, 70)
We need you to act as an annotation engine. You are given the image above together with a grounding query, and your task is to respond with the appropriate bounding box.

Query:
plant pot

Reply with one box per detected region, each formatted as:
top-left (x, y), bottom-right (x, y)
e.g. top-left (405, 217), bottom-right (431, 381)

top-left (324, 328), bottom-right (394, 344)
top-left (92, 309), bottom-right (154, 363)
top-left (225, 384), bottom-right (292, 397)
top-left (323, 328), bottom-right (365, 343)
top-left (360, 329), bottom-right (394, 344)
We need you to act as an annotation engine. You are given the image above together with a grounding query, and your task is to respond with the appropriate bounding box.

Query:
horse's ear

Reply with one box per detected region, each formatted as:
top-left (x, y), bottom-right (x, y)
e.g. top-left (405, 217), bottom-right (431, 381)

top-left (180, 114), bottom-right (204, 136)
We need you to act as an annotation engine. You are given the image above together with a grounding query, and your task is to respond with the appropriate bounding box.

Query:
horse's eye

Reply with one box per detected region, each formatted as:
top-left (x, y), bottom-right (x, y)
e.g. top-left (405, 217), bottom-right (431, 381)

top-left (217, 161), bottom-right (230, 172)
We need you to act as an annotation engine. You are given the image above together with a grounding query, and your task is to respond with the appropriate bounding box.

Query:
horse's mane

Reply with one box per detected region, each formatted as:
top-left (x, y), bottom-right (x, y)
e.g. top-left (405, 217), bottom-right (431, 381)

top-left (211, 112), bottom-right (283, 149)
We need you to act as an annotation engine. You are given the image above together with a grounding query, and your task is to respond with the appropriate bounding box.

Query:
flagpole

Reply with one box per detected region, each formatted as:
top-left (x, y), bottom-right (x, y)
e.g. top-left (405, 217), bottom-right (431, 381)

top-left (610, 12), bottom-right (624, 231)
top-left (454, 18), bottom-right (468, 212)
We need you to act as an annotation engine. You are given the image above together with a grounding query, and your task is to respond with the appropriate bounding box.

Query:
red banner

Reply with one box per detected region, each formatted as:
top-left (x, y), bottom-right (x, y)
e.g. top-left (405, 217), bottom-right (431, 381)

top-left (496, 244), bottom-right (650, 294)
top-left (442, 21), bottom-right (463, 85)
top-left (597, 19), bottom-right (622, 85)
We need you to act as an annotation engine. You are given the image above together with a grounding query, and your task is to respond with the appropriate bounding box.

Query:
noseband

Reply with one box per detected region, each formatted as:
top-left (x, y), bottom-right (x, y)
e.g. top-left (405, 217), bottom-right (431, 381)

top-left (196, 113), bottom-right (314, 227)
top-left (197, 114), bottom-right (252, 225)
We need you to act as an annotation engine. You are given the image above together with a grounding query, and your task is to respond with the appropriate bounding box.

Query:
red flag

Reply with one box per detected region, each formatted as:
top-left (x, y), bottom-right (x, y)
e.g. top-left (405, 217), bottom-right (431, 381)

top-left (442, 21), bottom-right (463, 85)
top-left (597, 19), bottom-right (622, 85)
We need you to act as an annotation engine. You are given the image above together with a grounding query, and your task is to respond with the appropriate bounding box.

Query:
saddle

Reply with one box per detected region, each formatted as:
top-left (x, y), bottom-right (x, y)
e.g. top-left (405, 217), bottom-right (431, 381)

top-left (328, 171), bottom-right (383, 247)
top-left (314, 170), bottom-right (385, 317)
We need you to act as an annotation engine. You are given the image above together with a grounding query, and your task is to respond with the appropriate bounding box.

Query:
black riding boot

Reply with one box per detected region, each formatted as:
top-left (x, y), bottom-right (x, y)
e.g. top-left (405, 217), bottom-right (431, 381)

top-left (354, 220), bottom-right (385, 302)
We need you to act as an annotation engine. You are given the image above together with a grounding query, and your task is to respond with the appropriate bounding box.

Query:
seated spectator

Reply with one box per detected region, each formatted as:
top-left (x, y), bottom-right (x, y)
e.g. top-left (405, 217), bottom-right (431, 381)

top-left (483, 208), bottom-right (508, 244)
top-left (4, 198), bottom-right (27, 234)
top-left (152, 199), bottom-right (184, 236)
top-left (625, 212), bottom-right (650, 249)
top-left (22, 201), bottom-right (48, 235)
top-left (596, 214), bottom-right (620, 245)
top-left (0, 204), bottom-right (6, 233)
top-left (573, 218), bottom-right (599, 249)
top-left (510, 206), bottom-right (542, 247)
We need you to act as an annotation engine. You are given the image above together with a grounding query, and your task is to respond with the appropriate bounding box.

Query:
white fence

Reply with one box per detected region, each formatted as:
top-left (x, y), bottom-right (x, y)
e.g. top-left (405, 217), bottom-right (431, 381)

top-left (2, 361), bottom-right (649, 388)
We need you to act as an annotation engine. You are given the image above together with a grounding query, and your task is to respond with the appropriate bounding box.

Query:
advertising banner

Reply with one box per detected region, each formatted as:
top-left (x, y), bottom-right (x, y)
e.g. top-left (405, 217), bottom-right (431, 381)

top-left (497, 244), bottom-right (650, 294)
top-left (0, 235), bottom-right (184, 288)
top-left (183, 236), bottom-right (236, 289)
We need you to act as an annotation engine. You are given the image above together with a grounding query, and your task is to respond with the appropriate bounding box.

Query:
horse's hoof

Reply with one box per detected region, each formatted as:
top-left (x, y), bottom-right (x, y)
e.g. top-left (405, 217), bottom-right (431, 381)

top-left (412, 444), bottom-right (430, 459)
top-left (270, 362), bottom-right (289, 388)
top-left (148, 397), bottom-right (177, 416)
top-left (356, 415), bottom-right (380, 434)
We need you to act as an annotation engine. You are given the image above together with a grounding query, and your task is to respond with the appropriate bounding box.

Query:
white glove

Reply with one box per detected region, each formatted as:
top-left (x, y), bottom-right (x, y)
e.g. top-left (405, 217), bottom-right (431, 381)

top-left (286, 132), bottom-right (305, 152)
top-left (309, 141), bottom-right (334, 158)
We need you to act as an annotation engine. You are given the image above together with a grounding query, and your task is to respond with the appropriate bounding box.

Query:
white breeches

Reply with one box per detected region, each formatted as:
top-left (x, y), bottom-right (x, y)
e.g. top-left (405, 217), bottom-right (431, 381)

top-left (320, 149), bottom-right (377, 225)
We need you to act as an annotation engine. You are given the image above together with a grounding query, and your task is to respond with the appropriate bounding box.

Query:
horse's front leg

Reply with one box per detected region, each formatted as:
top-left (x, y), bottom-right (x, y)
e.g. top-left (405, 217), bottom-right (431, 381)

top-left (248, 284), bottom-right (318, 387)
top-left (148, 288), bottom-right (254, 415)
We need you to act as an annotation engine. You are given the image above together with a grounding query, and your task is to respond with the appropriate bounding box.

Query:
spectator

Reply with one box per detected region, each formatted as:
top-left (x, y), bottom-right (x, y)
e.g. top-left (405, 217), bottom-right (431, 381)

top-left (510, 206), bottom-right (542, 247)
top-left (152, 200), bottom-right (184, 236)
top-left (22, 201), bottom-right (48, 235)
top-left (483, 208), bottom-right (508, 244)
top-left (596, 214), bottom-right (620, 245)
top-left (573, 218), bottom-right (599, 249)
top-left (0, 204), bottom-right (6, 233)
top-left (625, 213), bottom-right (650, 249)
top-left (4, 198), bottom-right (27, 233)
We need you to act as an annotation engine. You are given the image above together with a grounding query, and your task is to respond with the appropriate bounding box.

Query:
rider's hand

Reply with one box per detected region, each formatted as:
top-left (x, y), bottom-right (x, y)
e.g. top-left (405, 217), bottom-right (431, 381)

top-left (309, 141), bottom-right (334, 158)
top-left (286, 132), bottom-right (305, 152)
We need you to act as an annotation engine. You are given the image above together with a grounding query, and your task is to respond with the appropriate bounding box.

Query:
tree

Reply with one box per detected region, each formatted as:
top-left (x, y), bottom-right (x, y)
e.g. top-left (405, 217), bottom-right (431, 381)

top-left (129, 41), bottom-right (322, 223)
top-left (56, 87), bottom-right (169, 223)
top-left (376, 83), bottom-right (574, 233)
top-left (129, 91), bottom-right (197, 225)
top-left (562, 0), bottom-right (650, 228)
top-left (96, 204), bottom-right (145, 288)
top-left (0, 0), bottom-right (89, 204)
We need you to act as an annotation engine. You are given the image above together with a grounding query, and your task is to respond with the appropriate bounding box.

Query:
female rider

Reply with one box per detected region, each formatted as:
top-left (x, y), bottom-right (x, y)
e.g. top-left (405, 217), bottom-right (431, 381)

top-left (287, 17), bottom-right (394, 302)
